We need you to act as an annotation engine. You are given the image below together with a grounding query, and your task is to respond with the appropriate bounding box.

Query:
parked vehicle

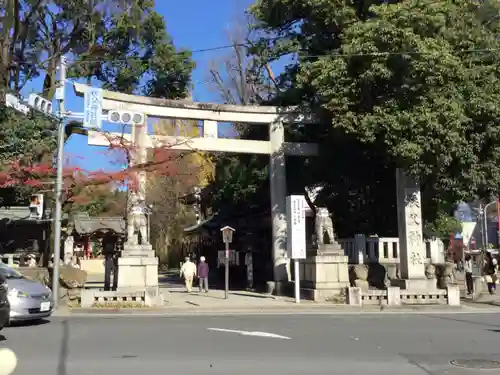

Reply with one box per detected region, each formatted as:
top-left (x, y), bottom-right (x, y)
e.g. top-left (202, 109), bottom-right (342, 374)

top-left (0, 273), bottom-right (10, 329)
top-left (0, 263), bottom-right (52, 322)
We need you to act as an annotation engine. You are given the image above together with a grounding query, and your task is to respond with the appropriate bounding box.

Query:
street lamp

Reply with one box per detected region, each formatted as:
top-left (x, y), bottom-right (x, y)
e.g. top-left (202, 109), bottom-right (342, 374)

top-left (220, 226), bottom-right (235, 300)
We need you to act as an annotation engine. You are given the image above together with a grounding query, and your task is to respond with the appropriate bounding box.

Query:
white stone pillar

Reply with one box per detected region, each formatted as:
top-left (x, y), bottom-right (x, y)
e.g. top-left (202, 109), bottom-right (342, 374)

top-left (396, 169), bottom-right (427, 281)
top-left (354, 234), bottom-right (366, 264)
top-left (63, 236), bottom-right (74, 264)
top-left (269, 120), bottom-right (290, 288)
top-left (429, 239), bottom-right (445, 264)
top-left (135, 121), bottom-right (148, 201)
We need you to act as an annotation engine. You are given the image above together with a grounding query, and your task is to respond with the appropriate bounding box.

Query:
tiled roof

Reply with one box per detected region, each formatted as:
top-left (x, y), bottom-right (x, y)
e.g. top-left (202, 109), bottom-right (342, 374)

top-left (0, 207), bottom-right (31, 221)
top-left (72, 212), bottom-right (126, 235)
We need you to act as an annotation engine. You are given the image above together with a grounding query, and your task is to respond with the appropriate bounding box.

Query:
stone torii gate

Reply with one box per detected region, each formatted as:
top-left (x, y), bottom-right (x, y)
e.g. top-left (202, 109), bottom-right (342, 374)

top-left (73, 83), bottom-right (319, 292)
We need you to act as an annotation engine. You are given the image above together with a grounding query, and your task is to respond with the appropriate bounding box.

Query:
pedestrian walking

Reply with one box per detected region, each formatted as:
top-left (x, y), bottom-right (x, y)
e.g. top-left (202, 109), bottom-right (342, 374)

top-left (180, 256), bottom-right (196, 292)
top-left (483, 252), bottom-right (497, 295)
top-left (197, 256), bottom-right (209, 293)
top-left (464, 254), bottom-right (473, 296)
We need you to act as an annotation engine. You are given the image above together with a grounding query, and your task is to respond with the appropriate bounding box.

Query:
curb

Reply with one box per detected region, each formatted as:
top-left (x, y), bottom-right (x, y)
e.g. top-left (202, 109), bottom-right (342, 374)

top-left (64, 304), bottom-right (497, 317)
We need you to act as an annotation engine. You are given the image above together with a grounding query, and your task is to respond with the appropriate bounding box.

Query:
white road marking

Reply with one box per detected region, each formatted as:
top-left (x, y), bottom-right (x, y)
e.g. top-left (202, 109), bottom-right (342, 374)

top-left (207, 327), bottom-right (291, 339)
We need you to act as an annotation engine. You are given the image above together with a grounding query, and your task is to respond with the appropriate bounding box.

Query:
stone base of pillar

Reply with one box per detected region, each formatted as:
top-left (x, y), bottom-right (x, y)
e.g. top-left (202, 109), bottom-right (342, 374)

top-left (391, 278), bottom-right (436, 291)
top-left (121, 243), bottom-right (155, 258)
top-left (117, 256), bottom-right (159, 289)
top-left (271, 257), bottom-right (290, 296)
top-left (315, 242), bottom-right (344, 255)
top-left (299, 243), bottom-right (349, 301)
top-left (116, 244), bottom-right (163, 306)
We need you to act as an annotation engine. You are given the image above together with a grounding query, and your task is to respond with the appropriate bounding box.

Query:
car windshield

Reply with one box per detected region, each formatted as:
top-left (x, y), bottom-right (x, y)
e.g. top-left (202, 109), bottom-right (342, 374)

top-left (0, 263), bottom-right (24, 279)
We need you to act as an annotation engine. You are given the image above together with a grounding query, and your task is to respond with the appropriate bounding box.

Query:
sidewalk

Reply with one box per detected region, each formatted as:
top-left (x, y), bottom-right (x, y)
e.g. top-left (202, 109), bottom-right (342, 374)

top-left (62, 286), bottom-right (500, 317)
top-left (463, 293), bottom-right (500, 307)
top-left (65, 273), bottom-right (500, 316)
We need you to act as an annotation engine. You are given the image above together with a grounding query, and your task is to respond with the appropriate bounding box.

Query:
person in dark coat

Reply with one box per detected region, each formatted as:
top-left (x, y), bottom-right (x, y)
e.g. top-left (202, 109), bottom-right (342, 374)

top-left (483, 251), bottom-right (497, 295)
top-left (197, 256), bottom-right (209, 293)
top-left (102, 232), bottom-right (119, 291)
top-left (464, 254), bottom-right (474, 296)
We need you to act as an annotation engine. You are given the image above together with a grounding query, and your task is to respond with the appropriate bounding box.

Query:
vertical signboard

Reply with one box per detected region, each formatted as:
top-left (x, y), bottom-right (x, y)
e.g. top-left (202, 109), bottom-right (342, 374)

top-left (29, 194), bottom-right (44, 220)
top-left (83, 87), bottom-right (103, 129)
top-left (286, 195), bottom-right (306, 259)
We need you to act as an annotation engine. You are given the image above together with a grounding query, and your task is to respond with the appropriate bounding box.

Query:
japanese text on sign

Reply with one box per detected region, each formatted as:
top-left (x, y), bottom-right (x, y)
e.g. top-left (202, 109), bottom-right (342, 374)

top-left (83, 87), bottom-right (103, 129)
top-left (286, 195), bottom-right (306, 259)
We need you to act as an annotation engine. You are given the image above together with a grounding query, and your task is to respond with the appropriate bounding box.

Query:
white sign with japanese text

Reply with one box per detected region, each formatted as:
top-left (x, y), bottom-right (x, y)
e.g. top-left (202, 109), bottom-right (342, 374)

top-left (286, 195), bottom-right (307, 259)
top-left (83, 87), bottom-right (103, 129)
top-left (218, 250), bottom-right (239, 267)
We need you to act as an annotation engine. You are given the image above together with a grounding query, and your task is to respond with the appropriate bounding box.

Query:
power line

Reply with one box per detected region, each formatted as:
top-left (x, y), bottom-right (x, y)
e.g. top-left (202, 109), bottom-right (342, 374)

top-left (63, 46), bottom-right (500, 65)
top-left (63, 39), bottom-right (276, 64)
top-left (296, 47), bottom-right (500, 59)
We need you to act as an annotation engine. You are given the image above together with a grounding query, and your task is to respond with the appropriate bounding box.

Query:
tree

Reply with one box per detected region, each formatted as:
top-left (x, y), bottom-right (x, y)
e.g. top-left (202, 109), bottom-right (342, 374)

top-left (248, 0), bottom-right (500, 232)
top-left (208, 19), bottom-right (275, 106)
top-left (1, 0), bottom-right (192, 99)
top-left (0, 107), bottom-right (58, 207)
top-left (424, 212), bottom-right (462, 249)
top-left (0, 130), bottom-right (187, 214)
top-left (63, 177), bottom-right (127, 217)
top-left (206, 20), bottom-right (275, 212)
top-left (0, 0), bottom-right (194, 208)
top-left (147, 118), bottom-right (213, 266)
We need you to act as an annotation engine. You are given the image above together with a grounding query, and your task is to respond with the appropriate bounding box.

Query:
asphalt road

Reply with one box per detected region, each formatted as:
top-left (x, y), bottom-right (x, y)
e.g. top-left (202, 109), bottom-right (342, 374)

top-left (2, 313), bottom-right (500, 374)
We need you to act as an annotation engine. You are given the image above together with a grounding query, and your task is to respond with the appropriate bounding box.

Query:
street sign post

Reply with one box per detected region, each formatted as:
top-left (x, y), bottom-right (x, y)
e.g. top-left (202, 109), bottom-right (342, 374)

top-left (286, 195), bottom-right (307, 303)
top-left (220, 226), bottom-right (235, 300)
top-left (83, 87), bottom-right (103, 129)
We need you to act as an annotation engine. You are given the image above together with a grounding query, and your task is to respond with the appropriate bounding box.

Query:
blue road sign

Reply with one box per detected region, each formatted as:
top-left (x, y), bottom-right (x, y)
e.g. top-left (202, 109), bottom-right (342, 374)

top-left (83, 87), bottom-right (103, 129)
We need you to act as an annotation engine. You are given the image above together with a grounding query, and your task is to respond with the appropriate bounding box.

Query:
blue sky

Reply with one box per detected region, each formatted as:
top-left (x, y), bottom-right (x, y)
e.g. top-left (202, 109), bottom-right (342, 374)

top-left (36, 0), bottom-right (255, 173)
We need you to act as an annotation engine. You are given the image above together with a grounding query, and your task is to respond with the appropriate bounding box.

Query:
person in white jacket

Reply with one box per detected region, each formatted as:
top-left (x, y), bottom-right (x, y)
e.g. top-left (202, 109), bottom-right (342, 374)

top-left (180, 257), bottom-right (197, 292)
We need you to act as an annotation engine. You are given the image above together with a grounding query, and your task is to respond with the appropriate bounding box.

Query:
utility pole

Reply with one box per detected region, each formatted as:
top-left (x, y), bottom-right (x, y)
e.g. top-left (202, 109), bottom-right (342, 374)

top-left (51, 56), bottom-right (66, 309)
top-left (478, 203), bottom-right (485, 250)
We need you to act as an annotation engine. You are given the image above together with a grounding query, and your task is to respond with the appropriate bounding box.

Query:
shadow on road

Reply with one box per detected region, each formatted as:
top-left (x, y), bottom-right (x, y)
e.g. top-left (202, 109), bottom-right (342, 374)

top-left (423, 314), bottom-right (500, 329)
top-left (158, 276), bottom-right (184, 286)
top-left (58, 320), bottom-right (69, 375)
top-left (9, 319), bottom-right (51, 328)
top-left (230, 292), bottom-right (274, 300)
top-left (0, 334), bottom-right (5, 341)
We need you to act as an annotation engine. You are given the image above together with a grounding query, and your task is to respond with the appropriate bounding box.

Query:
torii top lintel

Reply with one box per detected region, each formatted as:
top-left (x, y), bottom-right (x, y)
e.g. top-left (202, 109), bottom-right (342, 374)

top-left (72, 83), bottom-right (317, 125)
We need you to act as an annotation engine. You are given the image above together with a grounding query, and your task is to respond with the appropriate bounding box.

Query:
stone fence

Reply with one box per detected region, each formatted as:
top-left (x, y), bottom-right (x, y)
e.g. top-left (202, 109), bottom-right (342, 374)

top-left (338, 235), bottom-right (445, 265)
top-left (0, 253), bottom-right (41, 267)
top-left (347, 285), bottom-right (460, 306)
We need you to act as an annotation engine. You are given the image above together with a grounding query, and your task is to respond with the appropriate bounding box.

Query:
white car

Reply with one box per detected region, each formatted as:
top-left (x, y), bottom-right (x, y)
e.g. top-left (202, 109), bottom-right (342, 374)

top-left (0, 263), bottom-right (53, 322)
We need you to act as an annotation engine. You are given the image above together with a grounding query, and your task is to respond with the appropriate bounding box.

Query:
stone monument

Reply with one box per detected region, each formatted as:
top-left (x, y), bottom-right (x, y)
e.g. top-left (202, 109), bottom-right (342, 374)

top-left (63, 235), bottom-right (74, 264)
top-left (299, 185), bottom-right (349, 300)
top-left (115, 122), bottom-right (163, 306)
top-left (391, 169), bottom-right (435, 291)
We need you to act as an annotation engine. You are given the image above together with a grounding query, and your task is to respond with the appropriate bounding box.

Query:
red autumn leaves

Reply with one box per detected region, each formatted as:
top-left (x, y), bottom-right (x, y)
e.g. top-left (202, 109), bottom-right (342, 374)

top-left (0, 131), bottom-right (193, 205)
